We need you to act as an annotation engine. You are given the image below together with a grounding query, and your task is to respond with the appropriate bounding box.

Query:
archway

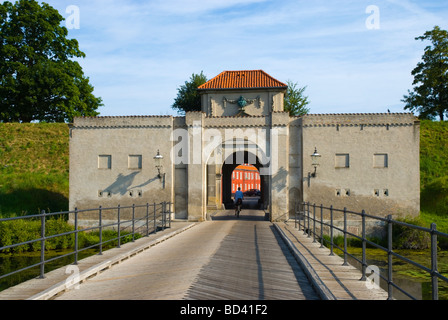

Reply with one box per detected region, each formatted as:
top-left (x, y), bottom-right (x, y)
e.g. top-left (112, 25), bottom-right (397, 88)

top-left (221, 151), bottom-right (269, 214)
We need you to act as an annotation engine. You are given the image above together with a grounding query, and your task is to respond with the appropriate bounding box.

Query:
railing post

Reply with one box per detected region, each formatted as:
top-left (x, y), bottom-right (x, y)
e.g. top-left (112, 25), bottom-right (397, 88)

top-left (294, 202), bottom-right (297, 229)
top-left (168, 202), bottom-right (172, 228)
top-left (161, 202), bottom-right (165, 231)
top-left (40, 210), bottom-right (46, 279)
top-left (304, 202), bottom-right (309, 235)
top-left (153, 202), bottom-right (156, 233)
top-left (117, 205), bottom-right (121, 248)
top-left (343, 207), bottom-right (348, 266)
top-left (306, 204), bottom-right (310, 238)
top-left (74, 208), bottom-right (79, 265)
top-left (307, 203), bottom-right (311, 238)
top-left (164, 202), bottom-right (167, 230)
top-left (431, 223), bottom-right (439, 300)
top-left (320, 204), bottom-right (324, 248)
top-left (312, 203), bottom-right (316, 242)
top-left (330, 205), bottom-right (334, 256)
top-left (132, 204), bottom-right (135, 242)
top-left (99, 206), bottom-right (103, 255)
top-left (164, 201), bottom-right (168, 228)
top-left (146, 203), bottom-right (150, 237)
top-left (387, 214), bottom-right (393, 300)
top-left (361, 209), bottom-right (367, 281)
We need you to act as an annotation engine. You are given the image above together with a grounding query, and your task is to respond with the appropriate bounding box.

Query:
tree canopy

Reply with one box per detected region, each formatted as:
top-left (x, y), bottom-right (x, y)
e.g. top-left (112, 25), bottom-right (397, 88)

top-left (402, 26), bottom-right (448, 121)
top-left (172, 71), bottom-right (207, 115)
top-left (284, 80), bottom-right (310, 116)
top-left (0, 0), bottom-right (102, 123)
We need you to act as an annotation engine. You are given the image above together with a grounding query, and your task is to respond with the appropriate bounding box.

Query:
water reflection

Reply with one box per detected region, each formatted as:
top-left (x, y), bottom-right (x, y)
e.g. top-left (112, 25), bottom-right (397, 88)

top-left (346, 255), bottom-right (426, 300)
top-left (0, 249), bottom-right (97, 292)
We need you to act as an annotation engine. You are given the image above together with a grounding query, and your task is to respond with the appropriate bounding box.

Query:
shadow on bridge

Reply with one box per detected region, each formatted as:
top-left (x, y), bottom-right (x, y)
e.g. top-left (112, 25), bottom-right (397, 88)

top-left (209, 197), bottom-right (268, 221)
top-left (209, 196), bottom-right (268, 221)
top-left (209, 209), bottom-right (269, 221)
top-left (186, 212), bottom-right (321, 300)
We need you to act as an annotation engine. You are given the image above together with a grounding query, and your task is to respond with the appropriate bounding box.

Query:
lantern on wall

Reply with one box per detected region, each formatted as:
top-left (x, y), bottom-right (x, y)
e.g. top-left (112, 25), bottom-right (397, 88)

top-left (154, 150), bottom-right (164, 179)
top-left (310, 147), bottom-right (321, 177)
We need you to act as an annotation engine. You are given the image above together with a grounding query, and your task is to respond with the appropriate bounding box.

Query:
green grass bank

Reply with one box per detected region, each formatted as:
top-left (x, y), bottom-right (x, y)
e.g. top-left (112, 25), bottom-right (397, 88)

top-left (0, 123), bottom-right (69, 217)
top-left (419, 120), bottom-right (448, 232)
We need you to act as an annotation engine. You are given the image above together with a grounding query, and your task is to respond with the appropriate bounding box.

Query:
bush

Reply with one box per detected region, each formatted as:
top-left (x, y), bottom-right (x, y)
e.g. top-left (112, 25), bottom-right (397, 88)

top-left (0, 218), bottom-right (142, 254)
top-left (421, 176), bottom-right (448, 216)
top-left (45, 218), bottom-right (75, 250)
top-left (0, 218), bottom-right (76, 253)
top-left (0, 219), bottom-right (41, 253)
top-left (393, 217), bottom-right (430, 250)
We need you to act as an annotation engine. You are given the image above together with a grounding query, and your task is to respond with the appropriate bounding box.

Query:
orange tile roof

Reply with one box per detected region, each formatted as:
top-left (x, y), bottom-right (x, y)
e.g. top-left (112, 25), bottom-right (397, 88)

top-left (198, 70), bottom-right (287, 90)
top-left (235, 164), bottom-right (259, 172)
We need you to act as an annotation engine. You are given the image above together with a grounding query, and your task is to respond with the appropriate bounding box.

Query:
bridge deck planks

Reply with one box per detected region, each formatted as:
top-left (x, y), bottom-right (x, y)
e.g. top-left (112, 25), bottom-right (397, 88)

top-left (1, 210), bottom-right (389, 301)
top-left (53, 210), bottom-right (320, 300)
top-left (184, 211), bottom-right (320, 300)
top-left (275, 221), bottom-right (389, 300)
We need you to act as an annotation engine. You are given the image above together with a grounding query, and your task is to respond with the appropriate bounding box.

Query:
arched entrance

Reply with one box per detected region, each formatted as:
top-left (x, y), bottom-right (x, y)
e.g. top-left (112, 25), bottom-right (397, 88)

top-left (204, 137), bottom-right (272, 221)
top-left (220, 151), bottom-right (269, 216)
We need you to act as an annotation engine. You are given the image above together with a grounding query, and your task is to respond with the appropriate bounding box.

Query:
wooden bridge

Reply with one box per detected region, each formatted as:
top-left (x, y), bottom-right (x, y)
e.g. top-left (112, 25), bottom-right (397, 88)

top-left (0, 209), bottom-right (388, 301)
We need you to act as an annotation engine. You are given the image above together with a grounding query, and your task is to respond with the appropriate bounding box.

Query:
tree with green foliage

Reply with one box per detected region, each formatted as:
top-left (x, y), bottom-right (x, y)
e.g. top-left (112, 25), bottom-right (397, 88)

top-left (402, 26), bottom-right (448, 121)
top-left (172, 71), bottom-right (207, 114)
top-left (284, 80), bottom-right (310, 116)
top-left (0, 0), bottom-right (102, 123)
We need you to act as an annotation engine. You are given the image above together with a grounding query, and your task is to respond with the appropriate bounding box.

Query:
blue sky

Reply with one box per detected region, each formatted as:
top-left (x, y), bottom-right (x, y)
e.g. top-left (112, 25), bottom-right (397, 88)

top-left (47, 0), bottom-right (448, 117)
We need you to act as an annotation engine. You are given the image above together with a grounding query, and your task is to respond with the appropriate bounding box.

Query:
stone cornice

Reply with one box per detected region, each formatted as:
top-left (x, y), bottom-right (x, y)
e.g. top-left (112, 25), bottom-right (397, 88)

top-left (302, 123), bottom-right (415, 128)
top-left (301, 113), bottom-right (418, 127)
top-left (72, 125), bottom-right (172, 129)
top-left (72, 115), bottom-right (173, 129)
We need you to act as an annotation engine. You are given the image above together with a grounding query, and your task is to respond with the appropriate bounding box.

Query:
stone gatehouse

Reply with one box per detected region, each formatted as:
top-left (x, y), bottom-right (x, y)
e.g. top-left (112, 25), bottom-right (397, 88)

top-left (69, 70), bottom-right (420, 222)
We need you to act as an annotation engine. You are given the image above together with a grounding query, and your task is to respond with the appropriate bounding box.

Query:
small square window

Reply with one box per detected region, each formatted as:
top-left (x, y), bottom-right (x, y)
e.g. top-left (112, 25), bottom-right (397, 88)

top-left (128, 155), bottom-right (142, 170)
top-left (335, 154), bottom-right (349, 168)
top-left (374, 154), bottom-right (388, 168)
top-left (98, 155), bottom-right (111, 169)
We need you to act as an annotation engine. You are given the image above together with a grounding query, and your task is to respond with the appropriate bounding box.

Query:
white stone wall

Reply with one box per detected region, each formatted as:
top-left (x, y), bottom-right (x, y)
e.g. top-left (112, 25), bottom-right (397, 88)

top-left (69, 116), bottom-right (174, 217)
top-left (301, 113), bottom-right (420, 217)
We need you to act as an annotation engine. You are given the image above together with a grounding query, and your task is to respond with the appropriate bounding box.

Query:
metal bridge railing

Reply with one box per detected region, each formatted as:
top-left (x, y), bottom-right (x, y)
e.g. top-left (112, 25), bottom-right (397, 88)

top-left (0, 202), bottom-right (172, 283)
top-left (295, 202), bottom-right (448, 300)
